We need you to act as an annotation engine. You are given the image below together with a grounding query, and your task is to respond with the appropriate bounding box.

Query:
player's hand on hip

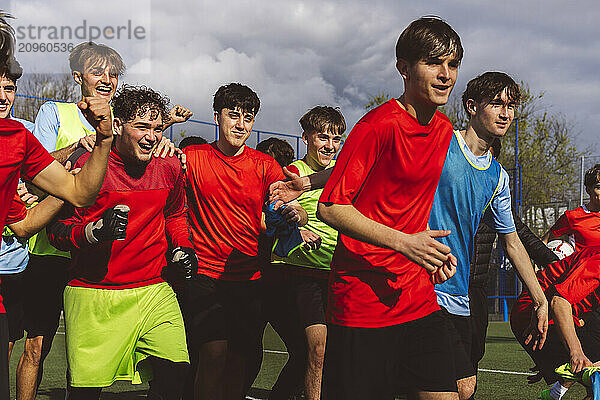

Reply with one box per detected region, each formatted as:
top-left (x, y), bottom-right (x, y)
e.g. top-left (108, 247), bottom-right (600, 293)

top-left (429, 259), bottom-right (457, 284)
top-left (17, 182), bottom-right (38, 205)
top-left (168, 246), bottom-right (198, 280)
top-left (84, 205), bottom-right (130, 244)
top-left (78, 96), bottom-right (113, 139)
top-left (399, 229), bottom-right (456, 273)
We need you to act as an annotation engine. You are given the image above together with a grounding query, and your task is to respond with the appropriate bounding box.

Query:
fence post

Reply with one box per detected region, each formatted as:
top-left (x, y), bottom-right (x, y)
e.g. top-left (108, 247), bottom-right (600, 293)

top-left (503, 298), bottom-right (508, 322)
top-left (580, 155), bottom-right (586, 206)
top-left (296, 137), bottom-right (300, 160)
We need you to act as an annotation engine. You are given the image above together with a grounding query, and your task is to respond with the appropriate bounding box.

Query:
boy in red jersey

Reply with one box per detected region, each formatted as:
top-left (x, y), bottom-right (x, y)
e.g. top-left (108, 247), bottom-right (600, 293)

top-left (315, 17), bottom-right (463, 400)
top-left (182, 83), bottom-right (307, 400)
top-left (47, 86), bottom-right (195, 400)
top-left (0, 12), bottom-right (115, 399)
top-left (511, 247), bottom-right (600, 399)
top-left (544, 164), bottom-right (600, 250)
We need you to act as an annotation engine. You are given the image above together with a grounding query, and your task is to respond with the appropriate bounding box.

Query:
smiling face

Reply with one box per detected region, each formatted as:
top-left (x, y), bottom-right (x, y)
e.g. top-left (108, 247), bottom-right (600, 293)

top-left (303, 128), bottom-right (342, 170)
top-left (114, 106), bottom-right (163, 166)
top-left (73, 59), bottom-right (119, 100)
top-left (399, 53), bottom-right (459, 109)
top-left (0, 74), bottom-right (15, 119)
top-left (214, 106), bottom-right (255, 156)
top-left (468, 88), bottom-right (515, 140)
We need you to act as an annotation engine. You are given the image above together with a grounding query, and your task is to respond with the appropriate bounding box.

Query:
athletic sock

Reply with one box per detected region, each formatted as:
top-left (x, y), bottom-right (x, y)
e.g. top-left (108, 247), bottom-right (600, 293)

top-left (549, 381), bottom-right (568, 399)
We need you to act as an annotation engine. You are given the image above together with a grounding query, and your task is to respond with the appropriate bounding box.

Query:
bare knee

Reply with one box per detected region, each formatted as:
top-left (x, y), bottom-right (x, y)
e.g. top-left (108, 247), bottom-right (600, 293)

top-left (22, 337), bottom-right (44, 366)
top-left (457, 376), bottom-right (476, 400)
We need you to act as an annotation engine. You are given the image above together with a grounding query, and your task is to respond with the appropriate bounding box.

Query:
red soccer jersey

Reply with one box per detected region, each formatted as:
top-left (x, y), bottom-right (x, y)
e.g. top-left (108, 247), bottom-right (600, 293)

top-left (6, 194), bottom-right (27, 225)
top-left (319, 99), bottom-right (454, 328)
top-left (512, 247), bottom-right (600, 331)
top-left (184, 143), bottom-right (285, 281)
top-left (0, 120), bottom-right (54, 313)
top-left (549, 206), bottom-right (600, 251)
top-left (48, 149), bottom-right (191, 289)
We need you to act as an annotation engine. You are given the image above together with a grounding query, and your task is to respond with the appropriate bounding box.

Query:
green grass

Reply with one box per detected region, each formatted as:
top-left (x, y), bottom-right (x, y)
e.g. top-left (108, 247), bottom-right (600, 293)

top-left (7, 321), bottom-right (590, 399)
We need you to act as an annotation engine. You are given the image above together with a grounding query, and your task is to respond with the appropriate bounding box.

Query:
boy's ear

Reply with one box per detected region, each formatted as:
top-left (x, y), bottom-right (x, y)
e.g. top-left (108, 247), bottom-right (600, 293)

top-left (301, 131), bottom-right (308, 145)
top-left (213, 111), bottom-right (220, 125)
top-left (113, 118), bottom-right (123, 136)
top-left (72, 71), bottom-right (83, 86)
top-left (396, 59), bottom-right (410, 80)
top-left (466, 99), bottom-right (478, 117)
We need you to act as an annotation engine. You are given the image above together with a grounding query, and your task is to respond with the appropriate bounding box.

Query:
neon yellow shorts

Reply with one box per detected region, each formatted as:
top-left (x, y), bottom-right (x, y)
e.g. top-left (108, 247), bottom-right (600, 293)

top-left (64, 282), bottom-right (189, 387)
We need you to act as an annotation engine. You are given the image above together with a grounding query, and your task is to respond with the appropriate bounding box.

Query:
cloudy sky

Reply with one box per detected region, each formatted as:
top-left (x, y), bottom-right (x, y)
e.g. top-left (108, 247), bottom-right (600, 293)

top-left (5, 0), bottom-right (600, 152)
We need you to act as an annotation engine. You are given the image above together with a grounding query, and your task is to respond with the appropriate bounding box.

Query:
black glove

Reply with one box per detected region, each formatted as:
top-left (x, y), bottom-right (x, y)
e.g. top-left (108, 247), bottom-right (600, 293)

top-left (84, 205), bottom-right (129, 244)
top-left (166, 246), bottom-right (198, 280)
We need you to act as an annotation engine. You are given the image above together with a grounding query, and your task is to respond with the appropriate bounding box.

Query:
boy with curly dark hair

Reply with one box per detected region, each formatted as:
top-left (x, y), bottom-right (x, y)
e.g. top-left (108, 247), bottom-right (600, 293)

top-left (47, 85), bottom-right (196, 400)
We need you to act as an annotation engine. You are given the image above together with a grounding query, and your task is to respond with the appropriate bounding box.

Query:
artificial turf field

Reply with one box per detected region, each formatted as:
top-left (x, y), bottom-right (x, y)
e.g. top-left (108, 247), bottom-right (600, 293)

top-left (8, 321), bottom-right (589, 400)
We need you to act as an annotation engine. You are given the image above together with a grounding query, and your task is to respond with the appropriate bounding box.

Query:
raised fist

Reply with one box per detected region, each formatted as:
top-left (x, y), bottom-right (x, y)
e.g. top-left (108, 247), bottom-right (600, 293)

top-left (168, 105), bottom-right (193, 124)
top-left (84, 205), bottom-right (130, 244)
top-left (77, 96), bottom-right (113, 139)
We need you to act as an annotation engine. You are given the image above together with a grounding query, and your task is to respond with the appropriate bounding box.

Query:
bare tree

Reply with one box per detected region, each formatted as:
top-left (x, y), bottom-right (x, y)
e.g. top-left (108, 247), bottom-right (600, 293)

top-left (13, 73), bottom-right (78, 122)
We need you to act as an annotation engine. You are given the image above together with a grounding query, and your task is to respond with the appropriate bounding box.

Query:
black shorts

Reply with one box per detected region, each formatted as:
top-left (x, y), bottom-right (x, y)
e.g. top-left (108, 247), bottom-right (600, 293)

top-left (324, 310), bottom-right (457, 399)
top-left (0, 271), bottom-right (26, 342)
top-left (23, 254), bottom-right (68, 338)
top-left (443, 308), bottom-right (476, 380)
top-left (179, 274), bottom-right (264, 351)
top-left (0, 314), bottom-right (8, 399)
top-left (468, 286), bottom-right (489, 371)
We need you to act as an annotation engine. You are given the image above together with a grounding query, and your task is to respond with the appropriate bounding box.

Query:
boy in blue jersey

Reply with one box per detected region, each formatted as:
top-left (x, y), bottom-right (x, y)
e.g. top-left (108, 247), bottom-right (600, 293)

top-left (429, 71), bottom-right (548, 399)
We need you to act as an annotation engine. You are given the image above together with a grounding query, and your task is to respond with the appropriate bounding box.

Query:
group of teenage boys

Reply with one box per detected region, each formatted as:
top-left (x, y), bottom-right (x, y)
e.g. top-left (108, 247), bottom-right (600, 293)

top-left (0, 9), bottom-right (597, 400)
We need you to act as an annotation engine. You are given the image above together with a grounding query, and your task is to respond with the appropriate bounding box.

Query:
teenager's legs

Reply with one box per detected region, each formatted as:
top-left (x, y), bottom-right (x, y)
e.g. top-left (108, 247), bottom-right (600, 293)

top-left (197, 340), bottom-right (228, 400)
top-left (304, 324), bottom-right (327, 400)
top-left (64, 386), bottom-right (101, 400)
top-left (147, 356), bottom-right (189, 400)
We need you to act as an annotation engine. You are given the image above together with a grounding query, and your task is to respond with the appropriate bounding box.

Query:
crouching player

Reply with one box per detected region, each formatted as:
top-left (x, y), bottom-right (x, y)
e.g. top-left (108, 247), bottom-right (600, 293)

top-left (47, 85), bottom-right (194, 400)
top-left (511, 247), bottom-right (600, 400)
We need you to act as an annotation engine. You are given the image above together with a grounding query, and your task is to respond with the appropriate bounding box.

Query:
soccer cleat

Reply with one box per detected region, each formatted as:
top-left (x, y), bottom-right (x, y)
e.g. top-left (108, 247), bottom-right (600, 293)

top-left (538, 389), bottom-right (553, 400)
top-left (554, 363), bottom-right (600, 387)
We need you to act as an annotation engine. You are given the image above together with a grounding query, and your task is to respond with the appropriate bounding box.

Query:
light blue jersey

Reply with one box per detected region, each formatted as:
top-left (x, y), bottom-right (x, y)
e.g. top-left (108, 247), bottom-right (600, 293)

top-left (0, 117), bottom-right (35, 274)
top-left (33, 101), bottom-right (94, 152)
top-left (430, 131), bottom-right (515, 316)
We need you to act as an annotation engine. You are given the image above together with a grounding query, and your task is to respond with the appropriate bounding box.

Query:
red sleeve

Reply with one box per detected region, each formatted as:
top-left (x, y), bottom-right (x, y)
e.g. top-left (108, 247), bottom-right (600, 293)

top-left (552, 253), bottom-right (600, 306)
top-left (286, 164), bottom-right (300, 176)
top-left (46, 206), bottom-right (88, 251)
top-left (320, 121), bottom-right (382, 205)
top-left (164, 167), bottom-right (193, 248)
top-left (550, 213), bottom-right (571, 238)
top-left (5, 194), bottom-right (26, 224)
top-left (21, 128), bottom-right (54, 181)
top-left (263, 158), bottom-right (286, 197)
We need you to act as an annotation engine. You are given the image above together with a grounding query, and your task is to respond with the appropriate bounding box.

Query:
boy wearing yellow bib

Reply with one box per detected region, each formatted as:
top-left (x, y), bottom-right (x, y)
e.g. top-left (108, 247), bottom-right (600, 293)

top-left (269, 106), bottom-right (345, 400)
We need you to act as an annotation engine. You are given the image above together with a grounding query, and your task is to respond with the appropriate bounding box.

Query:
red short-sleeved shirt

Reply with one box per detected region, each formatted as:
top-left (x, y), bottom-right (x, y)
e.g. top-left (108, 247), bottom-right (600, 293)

top-left (512, 247), bottom-right (600, 331)
top-left (0, 119), bottom-right (54, 313)
top-left (319, 99), bottom-right (454, 328)
top-left (185, 143), bottom-right (285, 281)
top-left (6, 194), bottom-right (27, 225)
top-left (549, 206), bottom-right (600, 251)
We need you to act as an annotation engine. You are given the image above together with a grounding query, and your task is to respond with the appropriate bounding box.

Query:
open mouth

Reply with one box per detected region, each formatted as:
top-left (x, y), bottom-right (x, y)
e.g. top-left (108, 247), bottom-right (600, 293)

top-left (432, 84), bottom-right (450, 92)
top-left (96, 86), bottom-right (112, 95)
top-left (138, 142), bottom-right (155, 152)
top-left (0, 104), bottom-right (8, 112)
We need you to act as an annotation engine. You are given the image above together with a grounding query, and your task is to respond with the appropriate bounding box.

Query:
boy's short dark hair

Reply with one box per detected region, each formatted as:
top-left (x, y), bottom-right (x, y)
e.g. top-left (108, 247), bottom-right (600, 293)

top-left (396, 16), bottom-right (463, 66)
top-left (256, 137), bottom-right (295, 168)
top-left (213, 83), bottom-right (260, 115)
top-left (462, 72), bottom-right (521, 117)
top-left (5, 56), bottom-right (22, 83)
top-left (584, 164), bottom-right (600, 191)
top-left (299, 106), bottom-right (346, 137)
top-left (112, 85), bottom-right (170, 125)
top-left (69, 41), bottom-right (125, 76)
top-left (179, 135), bottom-right (208, 149)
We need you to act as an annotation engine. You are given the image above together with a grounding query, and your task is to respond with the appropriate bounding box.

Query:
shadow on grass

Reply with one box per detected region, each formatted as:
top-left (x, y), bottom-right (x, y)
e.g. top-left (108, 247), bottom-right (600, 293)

top-left (485, 335), bottom-right (519, 343)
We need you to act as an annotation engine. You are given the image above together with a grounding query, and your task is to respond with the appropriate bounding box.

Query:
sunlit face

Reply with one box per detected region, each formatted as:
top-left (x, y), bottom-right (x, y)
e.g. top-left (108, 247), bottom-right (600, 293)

top-left (214, 107), bottom-right (255, 151)
top-left (400, 53), bottom-right (459, 108)
top-left (468, 88), bottom-right (516, 139)
top-left (74, 60), bottom-right (119, 99)
top-left (0, 75), bottom-right (16, 119)
top-left (303, 128), bottom-right (342, 169)
top-left (114, 107), bottom-right (163, 165)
